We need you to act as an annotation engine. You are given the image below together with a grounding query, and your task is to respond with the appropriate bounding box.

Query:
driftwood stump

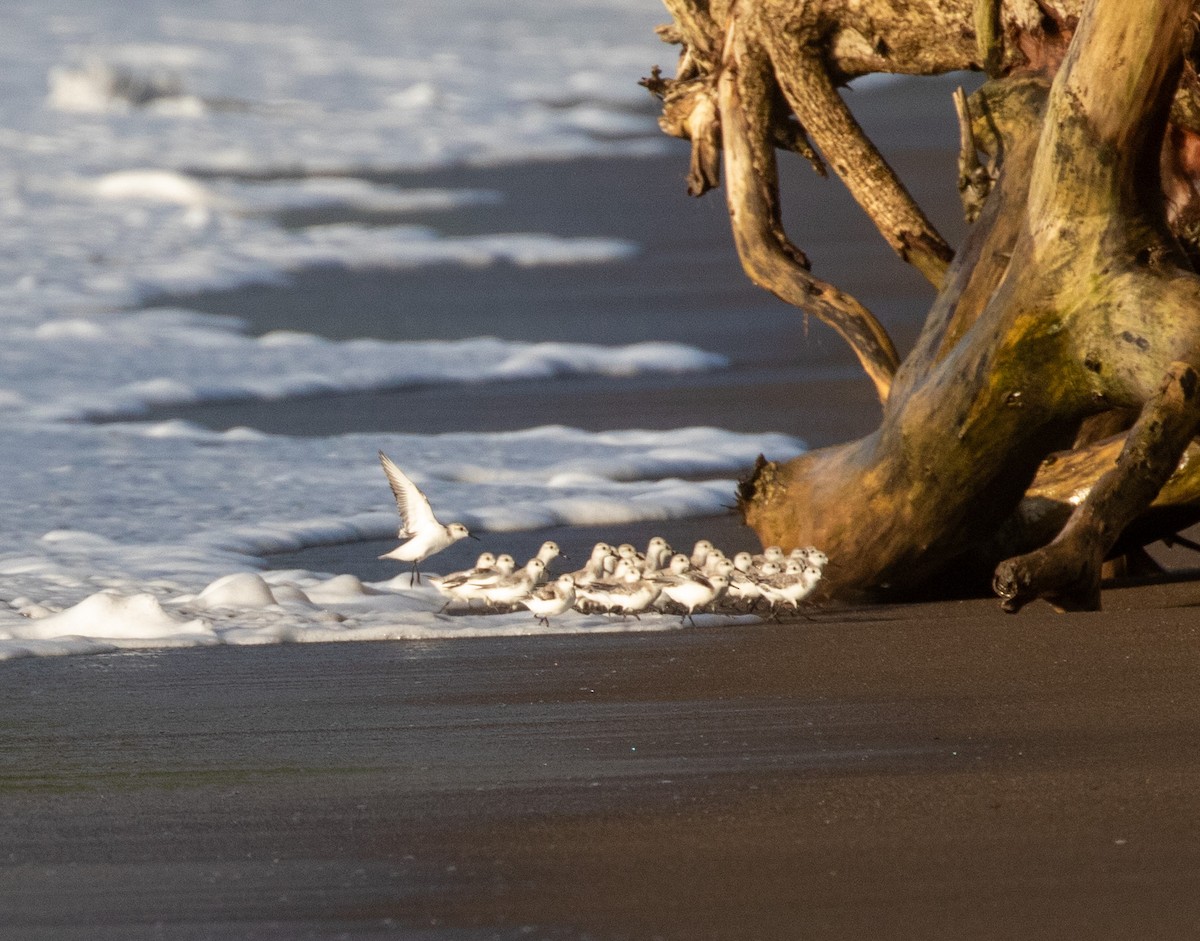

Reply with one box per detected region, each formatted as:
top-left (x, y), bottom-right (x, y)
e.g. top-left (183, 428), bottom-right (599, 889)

top-left (645, 0), bottom-right (1200, 609)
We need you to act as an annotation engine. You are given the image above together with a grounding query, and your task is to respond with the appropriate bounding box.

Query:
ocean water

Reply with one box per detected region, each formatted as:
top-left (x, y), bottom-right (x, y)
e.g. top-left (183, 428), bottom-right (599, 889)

top-left (0, 0), bottom-right (811, 658)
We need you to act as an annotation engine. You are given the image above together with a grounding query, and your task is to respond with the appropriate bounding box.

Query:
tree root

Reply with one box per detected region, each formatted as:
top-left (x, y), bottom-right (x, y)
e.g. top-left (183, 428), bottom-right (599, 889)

top-left (649, 0), bottom-right (1200, 610)
top-left (761, 25), bottom-right (953, 286)
top-left (995, 362), bottom-right (1200, 611)
top-left (717, 19), bottom-right (899, 402)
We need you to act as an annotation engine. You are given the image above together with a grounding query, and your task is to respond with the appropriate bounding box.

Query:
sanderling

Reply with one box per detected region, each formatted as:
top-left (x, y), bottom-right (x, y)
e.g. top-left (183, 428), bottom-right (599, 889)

top-left (690, 539), bottom-right (715, 570)
top-left (431, 551), bottom-right (497, 609)
top-left (458, 552), bottom-right (516, 588)
top-left (661, 572), bottom-right (729, 623)
top-left (643, 536), bottom-right (673, 572)
top-left (724, 552), bottom-right (763, 609)
top-left (521, 575), bottom-right (577, 626)
top-left (752, 545), bottom-right (786, 569)
top-left (378, 451), bottom-right (476, 585)
top-left (647, 553), bottom-right (693, 587)
top-left (532, 540), bottom-right (565, 568)
top-left (434, 553), bottom-right (517, 610)
top-left (759, 561), bottom-right (823, 614)
top-left (407, 524), bottom-right (827, 621)
top-left (702, 548), bottom-right (728, 574)
top-left (567, 543), bottom-right (616, 586)
top-left (436, 552), bottom-right (497, 587)
top-left (478, 558), bottom-right (547, 608)
top-left (792, 546), bottom-right (829, 570)
top-left (578, 578), bottom-right (661, 618)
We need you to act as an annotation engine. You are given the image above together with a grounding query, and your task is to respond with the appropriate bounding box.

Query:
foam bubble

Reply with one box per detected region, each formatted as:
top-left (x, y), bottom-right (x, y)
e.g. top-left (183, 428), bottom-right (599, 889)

top-left (16, 591), bottom-right (213, 640)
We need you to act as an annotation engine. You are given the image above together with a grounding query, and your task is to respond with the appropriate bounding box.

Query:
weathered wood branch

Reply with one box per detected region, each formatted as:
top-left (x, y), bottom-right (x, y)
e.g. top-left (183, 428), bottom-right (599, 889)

top-left (651, 0), bottom-right (1200, 609)
top-left (728, 0), bottom-right (1200, 608)
top-left (759, 23), bottom-right (954, 286)
top-left (974, 0), bottom-right (1004, 77)
top-left (1027, 0), bottom-right (1191, 230)
top-left (995, 362), bottom-right (1200, 611)
top-left (718, 16), bottom-right (899, 402)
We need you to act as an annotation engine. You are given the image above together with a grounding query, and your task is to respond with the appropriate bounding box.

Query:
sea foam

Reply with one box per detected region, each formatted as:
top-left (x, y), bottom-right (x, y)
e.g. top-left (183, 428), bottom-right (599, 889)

top-left (0, 1), bottom-right (809, 659)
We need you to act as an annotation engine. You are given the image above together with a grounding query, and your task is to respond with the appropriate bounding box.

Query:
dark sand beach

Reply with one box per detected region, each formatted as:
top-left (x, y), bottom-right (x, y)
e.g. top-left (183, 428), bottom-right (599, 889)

top-left (5, 591), bottom-right (1200, 940)
top-left (8, 75), bottom-right (1200, 939)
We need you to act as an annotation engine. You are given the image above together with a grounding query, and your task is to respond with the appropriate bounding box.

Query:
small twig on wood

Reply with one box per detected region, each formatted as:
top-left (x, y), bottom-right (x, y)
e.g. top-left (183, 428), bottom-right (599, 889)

top-left (954, 87), bottom-right (994, 223)
top-left (974, 0), bottom-right (1004, 77)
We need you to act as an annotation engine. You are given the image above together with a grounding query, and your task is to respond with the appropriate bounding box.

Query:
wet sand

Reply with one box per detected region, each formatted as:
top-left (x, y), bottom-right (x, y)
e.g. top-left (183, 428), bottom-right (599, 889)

top-left (5, 586), bottom-right (1200, 940)
top-left (9, 74), bottom-right (1200, 939)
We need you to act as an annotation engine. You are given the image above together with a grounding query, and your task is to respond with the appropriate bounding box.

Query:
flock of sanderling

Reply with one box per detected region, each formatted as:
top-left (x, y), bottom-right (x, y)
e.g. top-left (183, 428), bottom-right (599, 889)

top-left (433, 538), bottom-right (826, 623)
top-left (377, 451), bottom-right (826, 624)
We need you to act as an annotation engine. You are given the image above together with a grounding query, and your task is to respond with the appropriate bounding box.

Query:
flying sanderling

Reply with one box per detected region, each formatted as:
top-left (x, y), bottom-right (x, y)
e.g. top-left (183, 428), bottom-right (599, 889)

top-left (378, 451), bottom-right (477, 585)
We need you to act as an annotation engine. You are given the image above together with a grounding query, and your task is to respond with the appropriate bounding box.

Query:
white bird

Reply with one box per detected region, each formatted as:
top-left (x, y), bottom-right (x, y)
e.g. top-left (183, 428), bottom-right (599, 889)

top-left (759, 561), bottom-right (823, 614)
top-left (643, 537), bottom-right (673, 573)
top-left (690, 539), bottom-right (715, 570)
top-left (490, 554), bottom-right (517, 577)
top-left (521, 575), bottom-right (577, 626)
top-left (435, 552), bottom-right (497, 587)
top-left (378, 451), bottom-right (476, 585)
top-left (455, 553), bottom-right (517, 591)
top-left (725, 552), bottom-right (764, 609)
top-left (751, 545), bottom-right (786, 569)
top-left (532, 540), bottom-right (565, 568)
top-left (430, 552), bottom-right (497, 608)
top-left (647, 553), bottom-right (694, 595)
top-left (433, 554), bottom-right (516, 611)
top-left (726, 572), bottom-right (763, 608)
top-left (603, 545), bottom-right (637, 577)
top-left (702, 548), bottom-right (728, 574)
top-left (478, 558), bottom-right (547, 609)
top-left (792, 546), bottom-right (829, 571)
top-left (660, 572), bottom-right (728, 623)
top-left (567, 543), bottom-right (616, 587)
top-left (732, 551), bottom-right (755, 574)
top-left (577, 576), bottom-right (661, 618)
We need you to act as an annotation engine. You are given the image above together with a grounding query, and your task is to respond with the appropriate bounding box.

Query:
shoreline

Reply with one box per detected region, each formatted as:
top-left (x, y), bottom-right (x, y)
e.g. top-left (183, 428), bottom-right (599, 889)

top-left (8, 72), bottom-right (1200, 940)
top-left (114, 81), bottom-right (975, 585)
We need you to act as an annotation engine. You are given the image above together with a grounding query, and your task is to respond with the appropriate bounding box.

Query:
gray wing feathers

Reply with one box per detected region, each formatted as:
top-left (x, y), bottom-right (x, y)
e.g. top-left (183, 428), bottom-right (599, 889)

top-left (378, 451), bottom-right (439, 537)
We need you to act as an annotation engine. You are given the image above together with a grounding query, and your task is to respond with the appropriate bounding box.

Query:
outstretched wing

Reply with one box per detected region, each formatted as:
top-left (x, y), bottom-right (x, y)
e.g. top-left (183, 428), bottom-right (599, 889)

top-left (378, 451), bottom-right (439, 538)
